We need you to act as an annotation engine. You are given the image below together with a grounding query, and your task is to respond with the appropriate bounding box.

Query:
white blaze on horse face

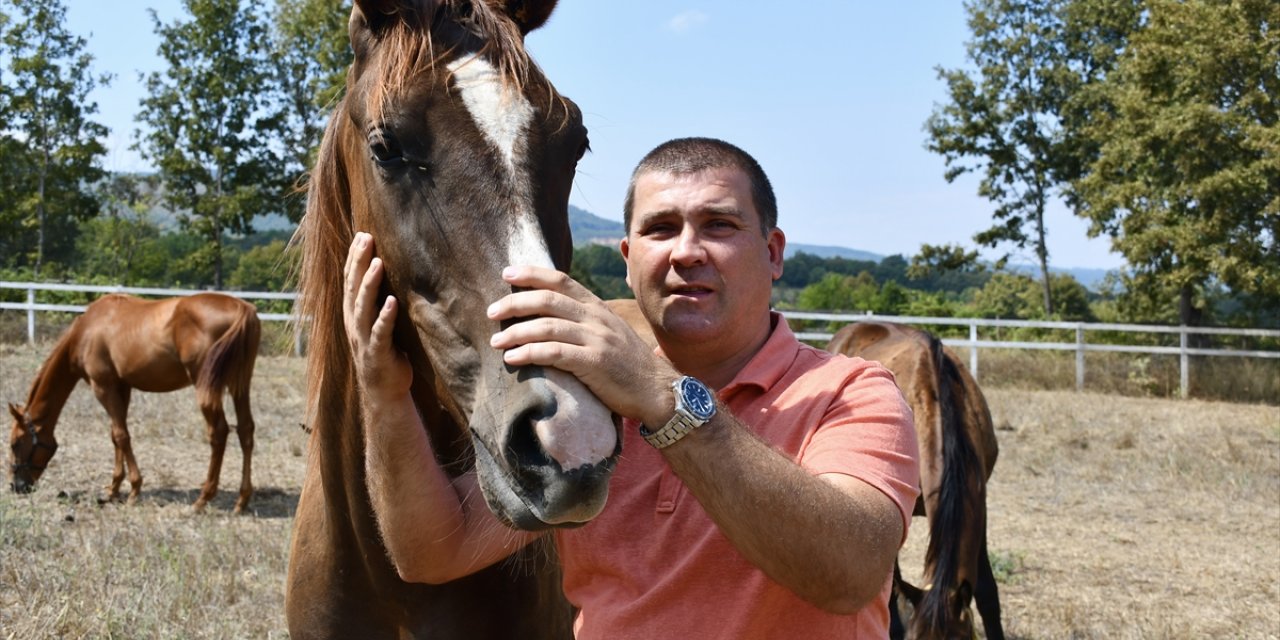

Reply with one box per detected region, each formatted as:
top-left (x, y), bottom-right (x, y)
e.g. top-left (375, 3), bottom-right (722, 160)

top-left (448, 53), bottom-right (552, 269)
top-left (449, 53), bottom-right (616, 474)
top-left (447, 54), bottom-right (534, 177)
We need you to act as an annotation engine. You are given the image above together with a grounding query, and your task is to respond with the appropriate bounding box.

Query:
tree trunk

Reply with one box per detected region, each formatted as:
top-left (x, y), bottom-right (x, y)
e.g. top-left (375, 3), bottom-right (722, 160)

top-left (214, 226), bottom-right (224, 290)
top-left (1178, 284), bottom-right (1208, 348)
top-left (1035, 203), bottom-right (1054, 316)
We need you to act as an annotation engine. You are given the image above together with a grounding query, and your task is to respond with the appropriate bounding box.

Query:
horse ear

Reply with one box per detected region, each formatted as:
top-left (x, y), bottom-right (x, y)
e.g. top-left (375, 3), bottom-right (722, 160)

top-left (352, 0), bottom-right (442, 34)
top-left (898, 577), bottom-right (925, 607)
top-left (504, 0), bottom-right (558, 34)
top-left (8, 402), bottom-right (23, 421)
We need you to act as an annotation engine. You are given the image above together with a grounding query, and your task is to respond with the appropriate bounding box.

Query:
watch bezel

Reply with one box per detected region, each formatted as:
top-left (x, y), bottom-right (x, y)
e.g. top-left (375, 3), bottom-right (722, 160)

top-left (675, 376), bottom-right (716, 422)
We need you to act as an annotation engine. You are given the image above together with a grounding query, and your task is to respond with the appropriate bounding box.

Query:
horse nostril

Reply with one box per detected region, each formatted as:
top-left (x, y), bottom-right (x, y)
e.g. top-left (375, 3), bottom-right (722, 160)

top-left (508, 408), bottom-right (555, 471)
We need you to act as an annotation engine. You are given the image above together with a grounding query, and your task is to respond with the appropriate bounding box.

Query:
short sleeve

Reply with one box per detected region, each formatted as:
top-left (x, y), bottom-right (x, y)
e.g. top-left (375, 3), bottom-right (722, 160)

top-left (800, 362), bottom-right (920, 538)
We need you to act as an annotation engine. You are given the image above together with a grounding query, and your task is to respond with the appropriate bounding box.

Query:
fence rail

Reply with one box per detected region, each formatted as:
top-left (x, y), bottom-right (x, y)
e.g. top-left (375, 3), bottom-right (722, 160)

top-left (4, 282), bottom-right (1278, 399)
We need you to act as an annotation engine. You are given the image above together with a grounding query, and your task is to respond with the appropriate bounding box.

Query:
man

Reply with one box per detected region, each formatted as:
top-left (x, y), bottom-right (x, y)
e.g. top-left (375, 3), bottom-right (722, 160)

top-left (346, 137), bottom-right (919, 638)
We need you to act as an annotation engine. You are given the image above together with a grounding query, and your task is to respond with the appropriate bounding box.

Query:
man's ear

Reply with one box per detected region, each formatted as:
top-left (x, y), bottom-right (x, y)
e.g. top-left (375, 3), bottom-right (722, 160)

top-left (620, 237), bottom-right (633, 290)
top-left (767, 227), bottom-right (786, 281)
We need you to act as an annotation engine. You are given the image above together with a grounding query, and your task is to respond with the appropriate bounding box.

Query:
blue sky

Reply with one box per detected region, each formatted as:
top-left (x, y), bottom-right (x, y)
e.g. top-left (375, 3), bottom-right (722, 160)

top-left (63, 1), bottom-right (1124, 270)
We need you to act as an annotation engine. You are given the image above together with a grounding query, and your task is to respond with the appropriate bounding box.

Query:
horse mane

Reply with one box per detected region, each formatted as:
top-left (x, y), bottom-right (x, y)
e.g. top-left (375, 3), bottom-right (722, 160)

top-left (296, 108), bottom-right (355, 424)
top-left (918, 335), bottom-right (980, 628)
top-left (24, 316), bottom-right (81, 406)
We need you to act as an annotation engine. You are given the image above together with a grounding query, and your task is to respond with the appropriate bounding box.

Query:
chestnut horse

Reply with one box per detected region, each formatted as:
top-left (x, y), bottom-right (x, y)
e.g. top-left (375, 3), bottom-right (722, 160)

top-left (285, 1), bottom-right (616, 637)
top-left (827, 321), bottom-right (1004, 640)
top-left (8, 292), bottom-right (260, 513)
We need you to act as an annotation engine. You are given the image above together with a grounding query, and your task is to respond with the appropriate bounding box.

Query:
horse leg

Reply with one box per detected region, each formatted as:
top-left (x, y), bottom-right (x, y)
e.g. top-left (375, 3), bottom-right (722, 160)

top-left (230, 390), bottom-right (255, 514)
top-left (975, 536), bottom-right (1005, 640)
top-left (889, 560), bottom-right (907, 640)
top-left (92, 382), bottom-right (141, 504)
top-left (194, 392), bottom-right (231, 513)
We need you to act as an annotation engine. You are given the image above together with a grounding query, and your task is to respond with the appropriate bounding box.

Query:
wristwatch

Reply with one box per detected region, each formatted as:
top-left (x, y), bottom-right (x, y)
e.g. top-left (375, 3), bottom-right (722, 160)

top-left (640, 376), bottom-right (717, 449)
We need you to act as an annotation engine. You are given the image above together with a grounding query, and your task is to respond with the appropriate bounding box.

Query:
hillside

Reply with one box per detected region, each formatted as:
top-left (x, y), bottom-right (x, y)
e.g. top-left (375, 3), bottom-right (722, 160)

top-left (568, 206), bottom-right (882, 260)
top-left (568, 205), bottom-right (1113, 290)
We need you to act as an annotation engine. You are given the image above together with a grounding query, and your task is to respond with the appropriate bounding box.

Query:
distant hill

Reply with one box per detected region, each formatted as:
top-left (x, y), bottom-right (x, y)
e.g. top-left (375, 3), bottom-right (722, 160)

top-left (569, 206), bottom-right (886, 263)
top-left (569, 205), bottom-right (625, 246)
top-left (784, 244), bottom-right (883, 262)
top-left (1008, 263), bottom-right (1114, 291)
top-left (457, 205), bottom-right (1120, 290)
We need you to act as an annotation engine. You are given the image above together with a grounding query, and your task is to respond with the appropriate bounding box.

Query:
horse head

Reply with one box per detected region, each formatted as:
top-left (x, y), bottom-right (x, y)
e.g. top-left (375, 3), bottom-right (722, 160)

top-left (903, 580), bottom-right (976, 640)
top-left (8, 402), bottom-right (57, 493)
top-left (301, 0), bottom-right (616, 531)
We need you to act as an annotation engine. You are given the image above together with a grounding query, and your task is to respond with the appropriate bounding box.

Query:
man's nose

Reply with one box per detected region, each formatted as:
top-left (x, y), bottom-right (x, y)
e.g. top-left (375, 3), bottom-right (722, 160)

top-left (670, 227), bottom-right (707, 266)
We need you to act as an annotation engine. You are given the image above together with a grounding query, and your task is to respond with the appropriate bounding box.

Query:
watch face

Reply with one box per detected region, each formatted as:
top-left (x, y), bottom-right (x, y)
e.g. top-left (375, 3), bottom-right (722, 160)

top-left (679, 377), bottom-right (716, 421)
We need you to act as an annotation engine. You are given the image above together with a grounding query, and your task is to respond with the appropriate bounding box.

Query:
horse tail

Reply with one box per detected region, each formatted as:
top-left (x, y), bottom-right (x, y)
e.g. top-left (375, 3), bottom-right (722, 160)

top-left (918, 334), bottom-right (981, 630)
top-left (197, 301), bottom-right (261, 406)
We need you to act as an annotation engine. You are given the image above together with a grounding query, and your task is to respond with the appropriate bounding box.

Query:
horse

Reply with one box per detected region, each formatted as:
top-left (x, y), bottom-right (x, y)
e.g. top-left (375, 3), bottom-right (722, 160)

top-left (284, 1), bottom-right (618, 637)
top-left (826, 321), bottom-right (1004, 640)
top-left (8, 292), bottom-right (260, 513)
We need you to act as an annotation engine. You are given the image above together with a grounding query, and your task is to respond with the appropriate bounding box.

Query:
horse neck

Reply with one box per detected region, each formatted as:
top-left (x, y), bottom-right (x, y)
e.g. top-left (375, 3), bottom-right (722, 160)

top-left (26, 331), bottom-right (84, 434)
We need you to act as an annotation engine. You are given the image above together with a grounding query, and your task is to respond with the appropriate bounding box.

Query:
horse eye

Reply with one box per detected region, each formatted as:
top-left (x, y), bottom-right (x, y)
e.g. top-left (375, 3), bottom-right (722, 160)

top-left (368, 131), bottom-right (405, 168)
top-left (575, 137), bottom-right (591, 162)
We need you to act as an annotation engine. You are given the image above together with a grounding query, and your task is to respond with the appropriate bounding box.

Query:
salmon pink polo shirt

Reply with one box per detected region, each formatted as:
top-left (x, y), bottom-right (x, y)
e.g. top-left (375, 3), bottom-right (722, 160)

top-left (555, 313), bottom-right (920, 639)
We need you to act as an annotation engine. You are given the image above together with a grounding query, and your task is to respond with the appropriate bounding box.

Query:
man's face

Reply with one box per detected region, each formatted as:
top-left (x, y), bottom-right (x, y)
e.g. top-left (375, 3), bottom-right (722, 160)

top-left (620, 167), bottom-right (784, 350)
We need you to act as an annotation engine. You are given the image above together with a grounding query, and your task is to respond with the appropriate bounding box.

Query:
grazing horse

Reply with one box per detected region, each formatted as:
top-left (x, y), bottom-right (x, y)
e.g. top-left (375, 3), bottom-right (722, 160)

top-left (827, 321), bottom-right (1004, 640)
top-left (284, 1), bottom-right (616, 637)
top-left (8, 292), bottom-right (260, 513)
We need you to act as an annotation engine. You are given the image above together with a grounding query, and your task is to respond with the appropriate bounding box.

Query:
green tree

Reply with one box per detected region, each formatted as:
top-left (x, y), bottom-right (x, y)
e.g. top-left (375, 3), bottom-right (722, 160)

top-left (229, 239), bottom-right (297, 292)
top-left (971, 270), bottom-right (1093, 320)
top-left (135, 0), bottom-right (274, 289)
top-left (927, 0), bottom-right (1077, 316)
top-left (572, 244), bottom-right (631, 300)
top-left (797, 272), bottom-right (883, 312)
top-left (907, 242), bottom-right (984, 280)
top-left (0, 0), bottom-right (110, 276)
top-left (72, 173), bottom-right (166, 285)
top-left (1072, 0), bottom-right (1280, 327)
top-left (263, 0), bottom-right (351, 223)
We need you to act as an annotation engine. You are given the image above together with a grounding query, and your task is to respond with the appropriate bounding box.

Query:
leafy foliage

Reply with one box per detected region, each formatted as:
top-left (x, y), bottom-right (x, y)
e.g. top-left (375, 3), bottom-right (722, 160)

top-left (261, 0), bottom-right (352, 223)
top-left (134, 0), bottom-right (275, 289)
top-left (927, 0), bottom-right (1080, 315)
top-left (0, 0), bottom-right (110, 275)
top-left (1071, 0), bottom-right (1280, 326)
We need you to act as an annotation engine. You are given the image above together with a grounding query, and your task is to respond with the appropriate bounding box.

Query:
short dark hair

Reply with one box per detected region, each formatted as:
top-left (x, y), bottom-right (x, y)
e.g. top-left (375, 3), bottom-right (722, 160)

top-left (622, 137), bottom-right (777, 236)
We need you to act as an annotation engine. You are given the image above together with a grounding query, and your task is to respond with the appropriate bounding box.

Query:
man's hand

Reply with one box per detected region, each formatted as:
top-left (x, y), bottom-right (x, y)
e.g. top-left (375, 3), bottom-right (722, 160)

top-left (486, 265), bottom-right (678, 426)
top-left (343, 231), bottom-right (412, 401)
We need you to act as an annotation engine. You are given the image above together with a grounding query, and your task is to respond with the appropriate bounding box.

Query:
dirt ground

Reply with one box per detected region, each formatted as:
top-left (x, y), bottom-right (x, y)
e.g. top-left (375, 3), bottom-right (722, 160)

top-left (1, 342), bottom-right (1277, 638)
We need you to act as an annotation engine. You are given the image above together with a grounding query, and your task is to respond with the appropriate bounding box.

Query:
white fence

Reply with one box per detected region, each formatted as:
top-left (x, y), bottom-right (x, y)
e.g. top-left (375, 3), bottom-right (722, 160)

top-left (0, 281), bottom-right (302, 354)
top-left (4, 282), bottom-right (1278, 399)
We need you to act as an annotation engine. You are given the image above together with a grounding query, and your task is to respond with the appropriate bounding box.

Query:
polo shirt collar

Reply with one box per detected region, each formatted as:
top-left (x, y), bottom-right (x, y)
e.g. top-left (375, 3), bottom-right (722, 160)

top-left (722, 311), bottom-right (798, 395)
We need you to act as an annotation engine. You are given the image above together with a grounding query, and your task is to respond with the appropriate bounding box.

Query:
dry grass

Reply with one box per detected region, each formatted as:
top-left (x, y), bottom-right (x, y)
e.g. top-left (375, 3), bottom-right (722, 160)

top-left (899, 389), bottom-right (1280, 638)
top-left (2, 341), bottom-right (1278, 638)
top-left (1, 342), bottom-right (307, 638)
top-left (959, 348), bottom-right (1280, 405)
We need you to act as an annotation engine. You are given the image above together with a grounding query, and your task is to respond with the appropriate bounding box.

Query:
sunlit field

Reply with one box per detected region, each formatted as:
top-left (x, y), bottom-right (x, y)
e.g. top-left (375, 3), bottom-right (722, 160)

top-left (2, 341), bottom-right (1277, 638)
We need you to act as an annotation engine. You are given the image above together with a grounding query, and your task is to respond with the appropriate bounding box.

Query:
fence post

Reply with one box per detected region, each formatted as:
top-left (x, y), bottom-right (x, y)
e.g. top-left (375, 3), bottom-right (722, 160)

top-left (1076, 324), bottom-right (1086, 392)
top-left (292, 297), bottom-right (304, 357)
top-left (969, 322), bottom-right (979, 380)
top-left (1179, 328), bottom-right (1189, 399)
top-left (26, 286), bottom-right (36, 344)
